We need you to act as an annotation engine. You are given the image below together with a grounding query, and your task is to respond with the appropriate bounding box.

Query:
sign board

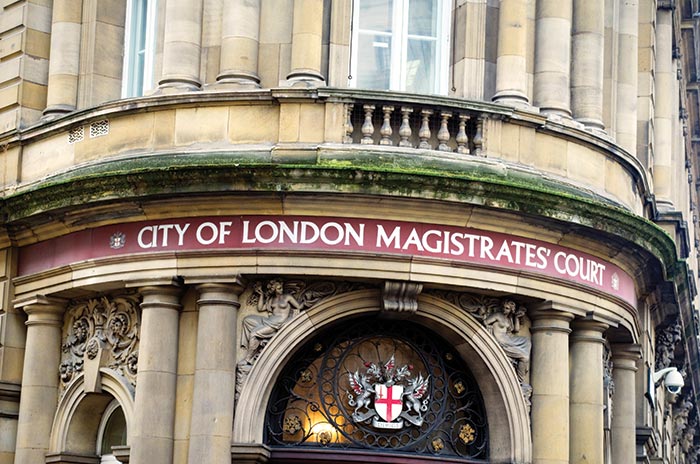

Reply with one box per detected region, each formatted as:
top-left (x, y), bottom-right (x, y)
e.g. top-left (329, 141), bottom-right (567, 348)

top-left (18, 215), bottom-right (636, 305)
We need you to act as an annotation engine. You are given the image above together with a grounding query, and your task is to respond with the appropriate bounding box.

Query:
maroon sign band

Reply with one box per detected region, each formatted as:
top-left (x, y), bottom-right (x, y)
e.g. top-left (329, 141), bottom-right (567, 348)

top-left (18, 215), bottom-right (636, 305)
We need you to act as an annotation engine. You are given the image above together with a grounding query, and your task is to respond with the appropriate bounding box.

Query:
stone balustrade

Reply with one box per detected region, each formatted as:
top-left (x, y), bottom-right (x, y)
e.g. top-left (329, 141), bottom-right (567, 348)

top-left (341, 101), bottom-right (486, 157)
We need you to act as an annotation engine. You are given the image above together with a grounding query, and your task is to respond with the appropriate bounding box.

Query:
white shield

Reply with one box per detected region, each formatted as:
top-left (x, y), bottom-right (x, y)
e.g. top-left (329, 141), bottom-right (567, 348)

top-left (374, 384), bottom-right (404, 422)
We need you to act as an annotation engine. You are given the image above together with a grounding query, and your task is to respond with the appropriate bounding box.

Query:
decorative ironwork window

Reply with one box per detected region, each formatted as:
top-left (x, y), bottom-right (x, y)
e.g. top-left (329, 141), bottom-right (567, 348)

top-left (266, 318), bottom-right (488, 461)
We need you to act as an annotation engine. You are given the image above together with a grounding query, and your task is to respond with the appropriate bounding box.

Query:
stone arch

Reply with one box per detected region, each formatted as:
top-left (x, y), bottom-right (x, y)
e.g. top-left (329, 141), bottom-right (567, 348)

top-left (234, 289), bottom-right (532, 463)
top-left (50, 368), bottom-right (135, 455)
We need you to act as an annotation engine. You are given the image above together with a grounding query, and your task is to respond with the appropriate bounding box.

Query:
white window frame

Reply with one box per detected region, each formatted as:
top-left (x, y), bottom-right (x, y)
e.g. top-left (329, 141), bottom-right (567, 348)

top-left (121, 0), bottom-right (157, 98)
top-left (349, 0), bottom-right (451, 95)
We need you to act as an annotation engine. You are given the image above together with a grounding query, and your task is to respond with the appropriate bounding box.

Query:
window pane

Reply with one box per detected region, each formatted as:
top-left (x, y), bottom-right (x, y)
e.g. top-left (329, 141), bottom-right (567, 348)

top-left (405, 38), bottom-right (436, 94)
top-left (359, 0), bottom-right (393, 32)
top-left (100, 406), bottom-right (127, 455)
top-left (356, 33), bottom-right (392, 90)
top-left (408, 0), bottom-right (438, 37)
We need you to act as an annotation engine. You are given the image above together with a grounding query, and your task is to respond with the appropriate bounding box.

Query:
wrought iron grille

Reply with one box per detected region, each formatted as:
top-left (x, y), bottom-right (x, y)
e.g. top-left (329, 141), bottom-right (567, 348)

top-left (265, 318), bottom-right (488, 460)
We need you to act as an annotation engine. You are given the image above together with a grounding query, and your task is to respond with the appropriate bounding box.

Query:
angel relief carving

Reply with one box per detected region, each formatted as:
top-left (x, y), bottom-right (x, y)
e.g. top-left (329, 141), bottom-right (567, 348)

top-left (60, 295), bottom-right (140, 390)
top-left (236, 279), bottom-right (373, 398)
top-left (426, 291), bottom-right (533, 409)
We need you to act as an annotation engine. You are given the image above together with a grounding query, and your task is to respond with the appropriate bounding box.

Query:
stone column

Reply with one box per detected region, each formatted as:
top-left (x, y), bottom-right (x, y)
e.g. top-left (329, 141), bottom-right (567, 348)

top-left (569, 320), bottom-right (608, 463)
top-left (571, 0), bottom-right (605, 129)
top-left (653, 5), bottom-right (674, 210)
top-left (615, 0), bottom-right (638, 154)
top-left (493, 0), bottom-right (529, 106)
top-left (129, 283), bottom-right (182, 464)
top-left (187, 280), bottom-right (245, 463)
top-left (216, 0), bottom-right (261, 87)
top-left (533, 0), bottom-right (573, 117)
top-left (286, 0), bottom-right (325, 86)
top-left (13, 296), bottom-right (66, 464)
top-left (610, 344), bottom-right (640, 464)
top-left (529, 306), bottom-right (573, 464)
top-left (158, 0), bottom-right (204, 91)
top-left (43, 0), bottom-right (83, 118)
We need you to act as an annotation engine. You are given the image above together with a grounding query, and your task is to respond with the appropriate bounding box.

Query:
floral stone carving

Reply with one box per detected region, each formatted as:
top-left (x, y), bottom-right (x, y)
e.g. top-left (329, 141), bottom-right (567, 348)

top-left (60, 295), bottom-right (140, 390)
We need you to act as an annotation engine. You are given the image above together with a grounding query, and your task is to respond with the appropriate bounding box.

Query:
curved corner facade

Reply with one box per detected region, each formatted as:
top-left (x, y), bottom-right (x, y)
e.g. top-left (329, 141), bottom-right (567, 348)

top-left (0, 1), bottom-right (699, 463)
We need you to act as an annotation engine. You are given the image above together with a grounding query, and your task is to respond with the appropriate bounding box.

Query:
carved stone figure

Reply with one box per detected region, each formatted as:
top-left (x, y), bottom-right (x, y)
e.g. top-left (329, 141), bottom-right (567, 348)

top-left (484, 300), bottom-right (531, 382)
top-left (673, 395), bottom-right (694, 440)
top-left (60, 295), bottom-right (140, 391)
top-left (235, 279), bottom-right (372, 399)
top-left (426, 290), bottom-right (533, 410)
top-left (656, 320), bottom-right (682, 370)
top-left (240, 280), bottom-right (302, 365)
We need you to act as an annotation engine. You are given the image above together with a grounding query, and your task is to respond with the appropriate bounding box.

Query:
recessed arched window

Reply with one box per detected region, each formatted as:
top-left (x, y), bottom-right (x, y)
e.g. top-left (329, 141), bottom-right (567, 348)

top-left (97, 400), bottom-right (127, 463)
top-left (266, 318), bottom-right (488, 462)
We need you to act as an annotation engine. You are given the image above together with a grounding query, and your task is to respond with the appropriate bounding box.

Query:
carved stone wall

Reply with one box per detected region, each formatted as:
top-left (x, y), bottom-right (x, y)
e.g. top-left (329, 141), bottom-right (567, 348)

top-left (59, 294), bottom-right (140, 392)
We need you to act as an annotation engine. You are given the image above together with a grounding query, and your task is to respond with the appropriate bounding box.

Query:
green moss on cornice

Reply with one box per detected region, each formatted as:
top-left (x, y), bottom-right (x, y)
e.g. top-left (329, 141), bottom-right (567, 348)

top-left (0, 151), bottom-right (679, 278)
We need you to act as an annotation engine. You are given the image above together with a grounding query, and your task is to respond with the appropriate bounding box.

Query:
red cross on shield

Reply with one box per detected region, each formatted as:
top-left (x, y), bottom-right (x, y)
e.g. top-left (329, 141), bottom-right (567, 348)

top-left (374, 384), bottom-right (404, 422)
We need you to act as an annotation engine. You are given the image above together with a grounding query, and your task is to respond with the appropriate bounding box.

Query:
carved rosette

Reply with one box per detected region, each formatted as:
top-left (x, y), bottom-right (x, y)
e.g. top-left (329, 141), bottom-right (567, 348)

top-left (60, 295), bottom-right (140, 391)
top-left (236, 279), bottom-right (373, 398)
top-left (427, 290), bottom-right (533, 410)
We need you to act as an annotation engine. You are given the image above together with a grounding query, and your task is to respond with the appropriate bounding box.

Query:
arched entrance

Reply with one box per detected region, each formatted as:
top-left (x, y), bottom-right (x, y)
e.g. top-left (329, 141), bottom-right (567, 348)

top-left (234, 290), bottom-right (532, 463)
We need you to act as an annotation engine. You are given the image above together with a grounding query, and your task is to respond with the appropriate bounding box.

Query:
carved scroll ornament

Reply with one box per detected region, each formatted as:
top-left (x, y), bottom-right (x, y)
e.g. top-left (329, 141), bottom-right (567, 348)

top-left (60, 295), bottom-right (140, 391)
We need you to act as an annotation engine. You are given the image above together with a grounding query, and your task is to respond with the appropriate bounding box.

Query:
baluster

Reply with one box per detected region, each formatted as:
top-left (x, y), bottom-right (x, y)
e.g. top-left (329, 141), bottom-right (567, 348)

top-left (456, 114), bottom-right (470, 154)
top-left (473, 115), bottom-right (484, 157)
top-left (361, 105), bottom-right (375, 144)
top-left (343, 103), bottom-right (354, 144)
top-left (398, 107), bottom-right (413, 147)
top-left (380, 106), bottom-right (394, 145)
top-left (418, 109), bottom-right (433, 149)
top-left (437, 112), bottom-right (452, 151)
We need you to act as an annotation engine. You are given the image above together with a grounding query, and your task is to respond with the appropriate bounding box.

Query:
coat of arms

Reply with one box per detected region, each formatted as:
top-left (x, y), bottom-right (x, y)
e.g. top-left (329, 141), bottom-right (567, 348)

top-left (347, 355), bottom-right (430, 429)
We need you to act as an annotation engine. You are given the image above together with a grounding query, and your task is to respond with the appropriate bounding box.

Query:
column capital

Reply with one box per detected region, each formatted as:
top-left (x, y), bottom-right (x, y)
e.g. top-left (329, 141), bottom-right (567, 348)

top-left (14, 295), bottom-right (67, 326)
top-left (529, 301), bottom-right (574, 333)
top-left (133, 278), bottom-right (184, 310)
top-left (611, 343), bottom-right (642, 371)
top-left (570, 319), bottom-right (609, 344)
top-left (195, 281), bottom-right (247, 308)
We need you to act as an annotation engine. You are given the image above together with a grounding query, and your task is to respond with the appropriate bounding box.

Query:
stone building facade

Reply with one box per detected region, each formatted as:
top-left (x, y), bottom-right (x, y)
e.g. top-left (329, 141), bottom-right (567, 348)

top-left (0, 0), bottom-right (700, 463)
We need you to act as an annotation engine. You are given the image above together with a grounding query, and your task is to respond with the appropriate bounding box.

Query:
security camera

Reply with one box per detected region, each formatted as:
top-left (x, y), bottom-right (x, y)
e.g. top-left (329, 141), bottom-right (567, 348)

top-left (653, 367), bottom-right (684, 394)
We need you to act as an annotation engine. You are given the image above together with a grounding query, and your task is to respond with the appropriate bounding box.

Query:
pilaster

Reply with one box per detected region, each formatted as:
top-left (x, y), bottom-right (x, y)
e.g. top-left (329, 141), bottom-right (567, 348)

top-left (43, 0), bottom-right (83, 118)
top-left (187, 278), bottom-right (245, 463)
top-left (615, 0), bottom-right (639, 154)
top-left (286, 0), bottom-right (326, 86)
top-left (493, 0), bottom-right (529, 106)
top-left (610, 343), bottom-right (641, 464)
top-left (569, 319), bottom-right (608, 463)
top-left (571, 0), bottom-right (605, 129)
top-left (215, 0), bottom-right (262, 88)
top-left (529, 305), bottom-right (574, 464)
top-left (129, 282), bottom-right (182, 464)
top-left (158, 0), bottom-right (204, 91)
top-left (13, 295), bottom-right (66, 464)
top-left (533, 0), bottom-right (573, 117)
